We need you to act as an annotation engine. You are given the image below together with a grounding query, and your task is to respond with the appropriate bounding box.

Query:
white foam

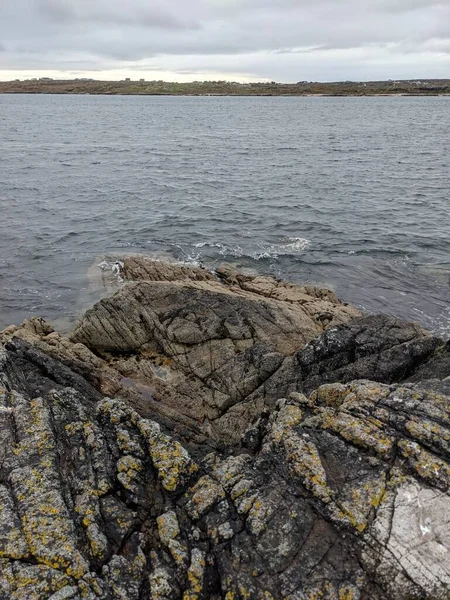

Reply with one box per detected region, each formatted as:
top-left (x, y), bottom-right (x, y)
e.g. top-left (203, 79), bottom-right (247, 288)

top-left (254, 237), bottom-right (311, 259)
top-left (411, 306), bottom-right (450, 340)
top-left (97, 259), bottom-right (124, 283)
top-left (193, 241), bottom-right (213, 249)
top-left (176, 253), bottom-right (201, 267)
top-left (192, 237), bottom-right (311, 261)
top-left (280, 237), bottom-right (311, 252)
top-left (193, 241), bottom-right (244, 258)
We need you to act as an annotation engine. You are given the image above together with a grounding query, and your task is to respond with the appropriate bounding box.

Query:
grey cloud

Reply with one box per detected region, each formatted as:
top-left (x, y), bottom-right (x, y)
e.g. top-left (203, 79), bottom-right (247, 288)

top-left (274, 47), bottom-right (326, 55)
top-left (36, 0), bottom-right (201, 30)
top-left (0, 43), bottom-right (5, 52)
top-left (372, 0), bottom-right (445, 12)
top-left (0, 0), bottom-right (450, 81)
top-left (37, 0), bottom-right (75, 23)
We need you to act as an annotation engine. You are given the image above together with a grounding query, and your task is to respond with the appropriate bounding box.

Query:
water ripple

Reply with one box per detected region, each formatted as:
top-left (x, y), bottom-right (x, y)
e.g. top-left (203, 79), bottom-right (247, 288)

top-left (0, 94), bottom-right (449, 337)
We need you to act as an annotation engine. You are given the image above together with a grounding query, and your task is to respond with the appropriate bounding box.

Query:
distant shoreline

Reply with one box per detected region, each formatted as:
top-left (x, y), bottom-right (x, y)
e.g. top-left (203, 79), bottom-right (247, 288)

top-left (1, 79), bottom-right (450, 97)
top-left (2, 92), bottom-right (450, 98)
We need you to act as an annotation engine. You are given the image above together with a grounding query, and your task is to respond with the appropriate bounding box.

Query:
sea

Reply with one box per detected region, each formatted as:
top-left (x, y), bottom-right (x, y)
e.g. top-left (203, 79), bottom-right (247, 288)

top-left (0, 93), bottom-right (449, 338)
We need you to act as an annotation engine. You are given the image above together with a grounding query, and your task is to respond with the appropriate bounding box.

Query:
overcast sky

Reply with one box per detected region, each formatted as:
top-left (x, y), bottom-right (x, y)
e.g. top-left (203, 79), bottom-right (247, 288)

top-left (0, 0), bottom-right (449, 82)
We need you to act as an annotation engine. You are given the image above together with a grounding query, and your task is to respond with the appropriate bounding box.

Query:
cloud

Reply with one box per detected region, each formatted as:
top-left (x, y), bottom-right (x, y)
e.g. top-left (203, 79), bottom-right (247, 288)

top-left (36, 0), bottom-right (75, 23)
top-left (0, 0), bottom-right (449, 81)
top-left (372, 0), bottom-right (445, 13)
top-left (36, 0), bottom-right (201, 29)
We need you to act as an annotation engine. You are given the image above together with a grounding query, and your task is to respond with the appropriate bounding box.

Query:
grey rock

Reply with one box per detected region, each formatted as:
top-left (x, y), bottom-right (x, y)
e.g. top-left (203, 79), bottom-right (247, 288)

top-left (1, 343), bottom-right (450, 599)
top-left (122, 255), bottom-right (216, 283)
top-left (2, 261), bottom-right (448, 453)
top-left (255, 314), bottom-right (446, 402)
top-left (1, 258), bottom-right (450, 599)
top-left (68, 260), bottom-right (361, 444)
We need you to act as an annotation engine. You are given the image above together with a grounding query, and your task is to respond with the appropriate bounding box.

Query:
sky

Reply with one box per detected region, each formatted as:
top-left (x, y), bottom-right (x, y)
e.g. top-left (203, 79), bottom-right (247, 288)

top-left (0, 0), bottom-right (449, 82)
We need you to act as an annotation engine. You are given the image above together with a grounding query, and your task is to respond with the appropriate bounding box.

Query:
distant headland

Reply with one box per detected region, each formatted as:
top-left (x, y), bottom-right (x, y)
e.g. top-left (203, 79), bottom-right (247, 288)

top-left (1, 78), bottom-right (450, 96)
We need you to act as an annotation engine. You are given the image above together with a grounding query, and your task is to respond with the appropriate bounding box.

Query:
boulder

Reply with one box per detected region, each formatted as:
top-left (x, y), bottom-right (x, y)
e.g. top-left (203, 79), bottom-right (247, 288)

top-left (254, 313), bottom-right (446, 402)
top-left (68, 259), bottom-right (448, 445)
top-left (122, 255), bottom-right (216, 283)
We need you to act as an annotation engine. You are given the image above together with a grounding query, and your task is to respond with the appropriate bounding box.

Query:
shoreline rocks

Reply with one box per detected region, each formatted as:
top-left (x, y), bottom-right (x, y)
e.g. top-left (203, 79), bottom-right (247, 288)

top-left (1, 256), bottom-right (450, 599)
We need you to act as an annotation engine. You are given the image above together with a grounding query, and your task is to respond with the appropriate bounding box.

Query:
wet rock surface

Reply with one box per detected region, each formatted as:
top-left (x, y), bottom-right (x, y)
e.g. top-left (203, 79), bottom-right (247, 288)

top-left (1, 258), bottom-right (450, 599)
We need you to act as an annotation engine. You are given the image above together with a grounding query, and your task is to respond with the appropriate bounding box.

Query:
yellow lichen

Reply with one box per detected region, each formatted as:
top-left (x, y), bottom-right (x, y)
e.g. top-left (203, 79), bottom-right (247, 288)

top-left (318, 408), bottom-right (393, 457)
top-left (339, 587), bottom-right (357, 600)
top-left (399, 440), bottom-right (450, 487)
top-left (185, 476), bottom-right (225, 519)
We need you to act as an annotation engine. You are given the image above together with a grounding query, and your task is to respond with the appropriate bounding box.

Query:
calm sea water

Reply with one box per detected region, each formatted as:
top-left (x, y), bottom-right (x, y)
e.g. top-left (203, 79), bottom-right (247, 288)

top-left (0, 94), bottom-right (449, 337)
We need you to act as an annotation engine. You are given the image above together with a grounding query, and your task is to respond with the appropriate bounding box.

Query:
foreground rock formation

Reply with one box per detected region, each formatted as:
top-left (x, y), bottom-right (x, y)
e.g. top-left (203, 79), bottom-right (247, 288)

top-left (1, 257), bottom-right (450, 599)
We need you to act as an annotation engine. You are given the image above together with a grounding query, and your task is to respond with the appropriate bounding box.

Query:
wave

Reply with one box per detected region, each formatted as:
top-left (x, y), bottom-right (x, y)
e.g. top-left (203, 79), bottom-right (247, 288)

top-left (193, 237), bottom-right (311, 261)
top-left (254, 237), bottom-right (311, 259)
top-left (193, 241), bottom-right (244, 258)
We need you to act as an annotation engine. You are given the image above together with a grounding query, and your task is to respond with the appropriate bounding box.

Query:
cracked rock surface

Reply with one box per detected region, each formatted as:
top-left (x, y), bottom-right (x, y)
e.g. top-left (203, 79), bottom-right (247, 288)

top-left (1, 344), bottom-right (450, 599)
top-left (68, 258), bottom-right (439, 445)
top-left (1, 258), bottom-right (450, 599)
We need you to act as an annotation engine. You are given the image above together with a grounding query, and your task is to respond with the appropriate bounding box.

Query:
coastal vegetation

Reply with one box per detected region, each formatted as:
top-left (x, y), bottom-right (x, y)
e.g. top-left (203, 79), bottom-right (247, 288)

top-left (1, 78), bottom-right (450, 96)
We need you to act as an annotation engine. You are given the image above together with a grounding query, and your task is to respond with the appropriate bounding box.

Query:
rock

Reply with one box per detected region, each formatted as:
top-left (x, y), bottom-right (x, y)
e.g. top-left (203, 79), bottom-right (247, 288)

top-left (69, 265), bottom-right (447, 444)
top-left (2, 261), bottom-right (448, 451)
top-left (122, 255), bottom-right (216, 283)
top-left (406, 339), bottom-right (450, 382)
top-left (254, 314), bottom-right (447, 402)
top-left (0, 317), bottom-right (122, 398)
top-left (215, 264), bottom-right (344, 306)
top-left (68, 258), bottom-right (361, 443)
top-left (1, 341), bottom-right (450, 599)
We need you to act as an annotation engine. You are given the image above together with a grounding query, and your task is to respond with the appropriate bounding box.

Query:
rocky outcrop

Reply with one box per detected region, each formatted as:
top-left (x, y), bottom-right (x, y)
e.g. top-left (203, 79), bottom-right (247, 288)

top-left (2, 259), bottom-right (448, 450)
top-left (66, 259), bottom-right (447, 445)
top-left (67, 259), bottom-right (362, 444)
top-left (253, 313), bottom-right (446, 402)
top-left (1, 340), bottom-right (450, 600)
top-left (1, 257), bottom-right (450, 599)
